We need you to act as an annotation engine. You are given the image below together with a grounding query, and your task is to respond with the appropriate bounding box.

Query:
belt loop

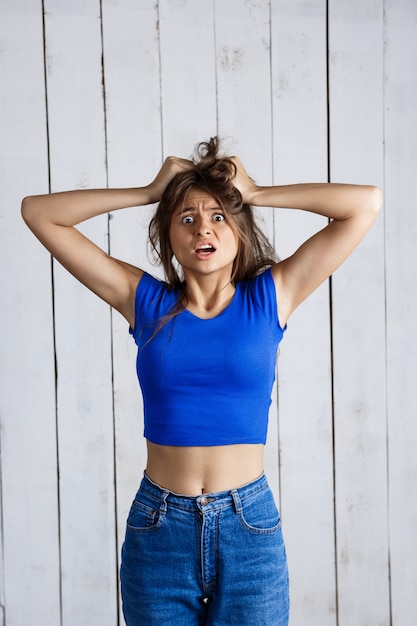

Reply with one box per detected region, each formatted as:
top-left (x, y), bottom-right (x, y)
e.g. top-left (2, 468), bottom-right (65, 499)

top-left (159, 489), bottom-right (169, 515)
top-left (231, 489), bottom-right (242, 514)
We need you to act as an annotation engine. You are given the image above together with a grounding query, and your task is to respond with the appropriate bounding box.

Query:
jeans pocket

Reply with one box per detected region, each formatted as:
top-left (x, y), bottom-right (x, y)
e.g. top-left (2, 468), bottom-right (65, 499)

top-left (238, 487), bottom-right (281, 535)
top-left (126, 498), bottom-right (163, 533)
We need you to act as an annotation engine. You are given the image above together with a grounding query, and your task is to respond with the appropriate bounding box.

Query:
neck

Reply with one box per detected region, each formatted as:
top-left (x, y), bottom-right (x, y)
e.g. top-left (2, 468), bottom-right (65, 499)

top-left (182, 272), bottom-right (236, 318)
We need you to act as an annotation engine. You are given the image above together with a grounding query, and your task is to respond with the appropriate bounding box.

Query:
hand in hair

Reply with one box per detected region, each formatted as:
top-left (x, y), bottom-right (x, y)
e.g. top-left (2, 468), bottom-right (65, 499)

top-left (147, 156), bottom-right (194, 204)
top-left (229, 157), bottom-right (258, 205)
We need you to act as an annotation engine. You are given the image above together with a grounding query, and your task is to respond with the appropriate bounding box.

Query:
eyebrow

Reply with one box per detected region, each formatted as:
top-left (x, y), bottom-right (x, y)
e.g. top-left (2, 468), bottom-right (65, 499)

top-left (175, 205), bottom-right (223, 216)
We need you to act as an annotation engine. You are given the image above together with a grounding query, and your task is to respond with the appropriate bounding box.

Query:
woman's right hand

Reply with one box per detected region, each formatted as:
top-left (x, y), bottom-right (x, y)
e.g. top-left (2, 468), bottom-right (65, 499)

top-left (146, 156), bottom-right (194, 203)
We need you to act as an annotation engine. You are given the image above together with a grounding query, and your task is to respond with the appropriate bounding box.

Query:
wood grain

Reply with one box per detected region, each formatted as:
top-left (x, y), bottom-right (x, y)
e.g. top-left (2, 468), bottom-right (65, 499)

top-left (0, 1), bottom-right (415, 624)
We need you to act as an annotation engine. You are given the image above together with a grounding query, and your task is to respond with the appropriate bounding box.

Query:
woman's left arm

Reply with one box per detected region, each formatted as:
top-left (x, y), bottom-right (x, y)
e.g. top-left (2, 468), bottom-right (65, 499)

top-left (232, 157), bottom-right (383, 326)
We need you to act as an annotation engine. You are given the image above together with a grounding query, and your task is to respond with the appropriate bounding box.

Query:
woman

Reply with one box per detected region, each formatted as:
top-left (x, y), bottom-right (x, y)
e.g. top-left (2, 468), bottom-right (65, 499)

top-left (22, 138), bottom-right (382, 625)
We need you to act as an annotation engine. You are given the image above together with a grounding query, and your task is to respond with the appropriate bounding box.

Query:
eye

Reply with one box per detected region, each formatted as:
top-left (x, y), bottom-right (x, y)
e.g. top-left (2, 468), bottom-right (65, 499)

top-left (181, 215), bottom-right (194, 224)
top-left (213, 213), bottom-right (225, 222)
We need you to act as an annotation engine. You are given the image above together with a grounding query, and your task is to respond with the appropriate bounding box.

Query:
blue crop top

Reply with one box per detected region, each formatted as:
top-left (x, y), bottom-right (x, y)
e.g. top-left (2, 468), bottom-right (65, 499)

top-left (129, 268), bottom-right (286, 446)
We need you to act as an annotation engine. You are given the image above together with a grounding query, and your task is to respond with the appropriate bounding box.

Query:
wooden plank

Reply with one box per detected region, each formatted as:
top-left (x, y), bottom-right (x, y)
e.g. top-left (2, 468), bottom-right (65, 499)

top-left (384, 1), bottom-right (417, 624)
top-left (43, 2), bottom-right (117, 624)
top-left (271, 2), bottom-right (336, 624)
top-left (215, 0), bottom-right (273, 165)
top-left (328, 1), bottom-right (389, 624)
top-left (0, 477), bottom-right (2, 626)
top-left (159, 0), bottom-right (217, 155)
top-left (214, 0), bottom-right (280, 493)
top-left (0, 2), bottom-right (61, 624)
top-left (215, 0), bottom-right (274, 230)
top-left (101, 0), bottom-right (163, 603)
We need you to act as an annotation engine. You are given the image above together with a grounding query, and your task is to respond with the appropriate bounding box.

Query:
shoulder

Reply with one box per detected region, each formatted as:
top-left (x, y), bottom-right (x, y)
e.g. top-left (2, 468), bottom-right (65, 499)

top-left (134, 271), bottom-right (176, 305)
top-left (130, 271), bottom-right (180, 333)
top-left (245, 266), bottom-right (287, 331)
top-left (240, 268), bottom-right (286, 331)
top-left (243, 267), bottom-right (274, 298)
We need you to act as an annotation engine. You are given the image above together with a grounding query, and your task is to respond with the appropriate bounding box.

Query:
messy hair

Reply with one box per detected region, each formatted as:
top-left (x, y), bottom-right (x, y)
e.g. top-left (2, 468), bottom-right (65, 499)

top-left (147, 137), bottom-right (277, 330)
top-left (149, 137), bottom-right (276, 284)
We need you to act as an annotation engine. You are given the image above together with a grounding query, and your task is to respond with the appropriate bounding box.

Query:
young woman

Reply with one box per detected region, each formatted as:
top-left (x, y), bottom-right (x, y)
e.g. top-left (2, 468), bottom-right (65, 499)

top-left (22, 138), bottom-right (382, 625)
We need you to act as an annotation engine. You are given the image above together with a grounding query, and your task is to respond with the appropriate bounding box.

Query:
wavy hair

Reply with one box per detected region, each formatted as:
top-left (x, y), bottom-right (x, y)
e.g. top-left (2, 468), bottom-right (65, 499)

top-left (147, 137), bottom-right (277, 330)
top-left (149, 137), bottom-right (276, 282)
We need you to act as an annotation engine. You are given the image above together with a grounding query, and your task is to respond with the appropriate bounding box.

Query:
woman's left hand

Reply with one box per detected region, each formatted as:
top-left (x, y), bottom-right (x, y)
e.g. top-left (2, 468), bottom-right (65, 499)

top-left (230, 157), bottom-right (258, 205)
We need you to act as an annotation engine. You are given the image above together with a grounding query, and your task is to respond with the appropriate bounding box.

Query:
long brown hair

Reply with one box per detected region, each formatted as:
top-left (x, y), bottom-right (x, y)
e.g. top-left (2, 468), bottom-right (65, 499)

top-left (149, 137), bottom-right (276, 283)
top-left (147, 137), bottom-right (277, 330)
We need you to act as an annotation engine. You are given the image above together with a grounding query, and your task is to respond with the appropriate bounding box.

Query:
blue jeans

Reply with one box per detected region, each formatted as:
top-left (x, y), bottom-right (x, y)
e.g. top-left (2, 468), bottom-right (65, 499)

top-left (120, 472), bottom-right (289, 625)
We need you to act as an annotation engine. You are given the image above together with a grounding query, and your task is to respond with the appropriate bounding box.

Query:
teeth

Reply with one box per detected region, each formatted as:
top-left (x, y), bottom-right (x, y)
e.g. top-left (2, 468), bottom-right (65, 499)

top-left (198, 244), bottom-right (212, 250)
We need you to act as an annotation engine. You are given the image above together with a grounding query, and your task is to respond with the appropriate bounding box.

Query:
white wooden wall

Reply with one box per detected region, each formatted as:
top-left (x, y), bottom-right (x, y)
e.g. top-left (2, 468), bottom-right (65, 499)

top-left (0, 1), bottom-right (416, 625)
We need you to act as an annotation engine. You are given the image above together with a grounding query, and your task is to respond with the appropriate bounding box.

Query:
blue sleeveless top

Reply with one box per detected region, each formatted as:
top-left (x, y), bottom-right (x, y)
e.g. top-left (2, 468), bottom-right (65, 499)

top-left (129, 268), bottom-right (286, 446)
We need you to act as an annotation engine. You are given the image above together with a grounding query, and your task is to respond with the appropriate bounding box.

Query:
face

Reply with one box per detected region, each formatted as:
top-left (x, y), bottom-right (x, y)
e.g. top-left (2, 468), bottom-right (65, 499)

top-left (169, 188), bottom-right (239, 281)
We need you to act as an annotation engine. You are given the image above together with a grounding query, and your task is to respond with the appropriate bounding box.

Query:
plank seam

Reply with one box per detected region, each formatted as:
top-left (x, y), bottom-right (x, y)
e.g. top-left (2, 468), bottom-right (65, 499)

top-left (326, 1), bottom-right (339, 623)
top-left (382, 2), bottom-right (393, 624)
top-left (42, 2), bottom-right (63, 625)
top-left (98, 1), bottom-right (121, 624)
top-left (267, 0), bottom-right (282, 514)
top-left (0, 426), bottom-right (5, 622)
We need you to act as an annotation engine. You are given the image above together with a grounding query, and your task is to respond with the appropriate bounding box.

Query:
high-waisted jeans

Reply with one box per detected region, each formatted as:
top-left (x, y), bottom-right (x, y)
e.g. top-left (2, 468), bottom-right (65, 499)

top-left (120, 472), bottom-right (289, 625)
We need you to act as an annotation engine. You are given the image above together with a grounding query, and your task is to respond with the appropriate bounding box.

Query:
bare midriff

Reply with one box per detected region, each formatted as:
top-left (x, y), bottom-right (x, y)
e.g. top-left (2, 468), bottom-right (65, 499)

top-left (145, 441), bottom-right (265, 495)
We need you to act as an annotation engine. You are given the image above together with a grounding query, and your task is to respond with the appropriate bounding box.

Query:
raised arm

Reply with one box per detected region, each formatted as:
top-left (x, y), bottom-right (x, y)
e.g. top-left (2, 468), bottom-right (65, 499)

top-left (21, 157), bottom-right (193, 326)
top-left (231, 157), bottom-right (383, 326)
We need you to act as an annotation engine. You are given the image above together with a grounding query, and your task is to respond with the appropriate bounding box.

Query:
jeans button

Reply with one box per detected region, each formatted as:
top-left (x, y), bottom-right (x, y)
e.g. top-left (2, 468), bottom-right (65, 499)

top-left (200, 496), bottom-right (208, 506)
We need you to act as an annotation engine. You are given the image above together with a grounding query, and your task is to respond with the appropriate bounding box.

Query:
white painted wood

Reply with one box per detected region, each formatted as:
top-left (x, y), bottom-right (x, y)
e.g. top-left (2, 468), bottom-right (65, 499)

top-left (214, 0), bottom-right (280, 494)
top-left (215, 0), bottom-right (274, 230)
top-left (0, 482), bottom-right (3, 626)
top-left (158, 0), bottom-right (217, 155)
top-left (328, 1), bottom-right (389, 624)
top-left (100, 0), bottom-right (164, 610)
top-left (43, 1), bottom-right (117, 624)
top-left (215, 0), bottom-right (273, 173)
top-left (271, 2), bottom-right (336, 624)
top-left (384, 1), bottom-right (417, 624)
top-left (1, 2), bottom-right (417, 625)
top-left (0, 2), bottom-right (61, 625)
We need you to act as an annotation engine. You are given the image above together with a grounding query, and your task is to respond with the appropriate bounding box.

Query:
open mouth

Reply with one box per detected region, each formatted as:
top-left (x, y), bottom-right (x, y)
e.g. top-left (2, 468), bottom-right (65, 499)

top-left (195, 244), bottom-right (216, 256)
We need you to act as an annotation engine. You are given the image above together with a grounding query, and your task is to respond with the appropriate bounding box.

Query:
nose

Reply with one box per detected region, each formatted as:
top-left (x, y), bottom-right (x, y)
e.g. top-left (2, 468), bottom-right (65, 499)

top-left (195, 215), bottom-right (212, 236)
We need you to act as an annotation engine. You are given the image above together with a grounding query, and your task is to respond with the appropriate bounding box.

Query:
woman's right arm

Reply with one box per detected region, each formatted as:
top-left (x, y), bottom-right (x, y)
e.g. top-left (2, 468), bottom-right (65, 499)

top-left (21, 157), bottom-right (193, 326)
